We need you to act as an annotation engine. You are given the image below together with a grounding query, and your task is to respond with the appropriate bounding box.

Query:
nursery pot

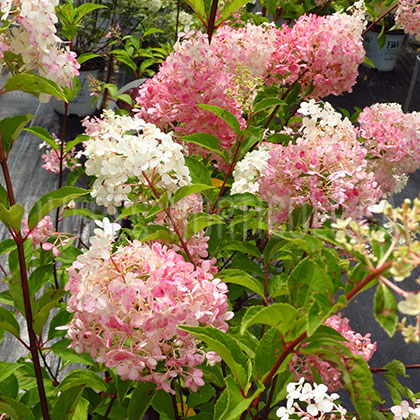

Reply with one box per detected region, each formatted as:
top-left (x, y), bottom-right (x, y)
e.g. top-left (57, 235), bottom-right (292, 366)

top-left (53, 56), bottom-right (106, 117)
top-left (363, 29), bottom-right (405, 72)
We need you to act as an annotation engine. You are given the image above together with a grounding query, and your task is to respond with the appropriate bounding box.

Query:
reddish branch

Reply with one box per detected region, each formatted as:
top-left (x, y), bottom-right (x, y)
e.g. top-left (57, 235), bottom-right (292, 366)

top-left (0, 133), bottom-right (50, 419)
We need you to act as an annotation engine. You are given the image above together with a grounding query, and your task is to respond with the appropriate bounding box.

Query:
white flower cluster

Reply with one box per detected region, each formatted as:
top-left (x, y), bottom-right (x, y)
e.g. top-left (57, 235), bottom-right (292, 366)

top-left (391, 400), bottom-right (420, 419)
top-left (276, 378), bottom-right (353, 420)
top-left (1, 0), bottom-right (79, 98)
top-left (83, 110), bottom-right (191, 214)
top-left (231, 143), bottom-right (271, 195)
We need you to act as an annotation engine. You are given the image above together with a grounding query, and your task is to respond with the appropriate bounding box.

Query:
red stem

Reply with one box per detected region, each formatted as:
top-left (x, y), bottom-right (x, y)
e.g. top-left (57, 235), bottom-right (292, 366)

top-left (0, 135), bottom-right (50, 419)
top-left (207, 0), bottom-right (219, 44)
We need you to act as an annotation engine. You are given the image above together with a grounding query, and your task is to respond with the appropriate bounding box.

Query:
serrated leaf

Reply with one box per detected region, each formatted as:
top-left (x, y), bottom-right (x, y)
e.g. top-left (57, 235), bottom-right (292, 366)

top-left (65, 134), bottom-right (89, 153)
top-left (29, 265), bottom-right (54, 295)
top-left (0, 396), bottom-right (35, 420)
top-left (25, 126), bottom-right (57, 150)
top-left (0, 306), bottom-right (20, 337)
top-left (184, 213), bottom-right (223, 240)
top-left (374, 283), bottom-right (398, 336)
top-left (51, 386), bottom-right (85, 420)
top-left (217, 240), bottom-right (261, 259)
top-left (184, 156), bottom-right (212, 186)
top-left (33, 288), bottom-right (67, 335)
top-left (77, 52), bottom-right (101, 66)
top-left (219, 269), bottom-right (264, 297)
top-left (116, 203), bottom-right (152, 221)
top-left (184, 0), bottom-right (206, 21)
top-left (6, 73), bottom-right (67, 101)
top-left (183, 133), bottom-right (227, 161)
top-left (240, 304), bottom-right (298, 337)
top-left (179, 326), bottom-right (249, 390)
top-left (51, 339), bottom-right (94, 366)
top-left (0, 203), bottom-right (24, 232)
top-left (48, 308), bottom-right (73, 341)
top-left (128, 382), bottom-right (156, 420)
top-left (28, 186), bottom-right (88, 230)
top-left (172, 184), bottom-right (216, 204)
top-left (0, 238), bottom-right (15, 256)
top-left (198, 104), bottom-right (241, 136)
top-left (57, 370), bottom-right (107, 393)
top-left (0, 362), bottom-right (21, 382)
top-left (219, 0), bottom-right (250, 22)
top-left (0, 114), bottom-right (34, 154)
top-left (254, 328), bottom-right (284, 380)
top-left (73, 397), bottom-right (89, 420)
top-left (74, 3), bottom-right (105, 22)
top-left (253, 97), bottom-right (286, 113)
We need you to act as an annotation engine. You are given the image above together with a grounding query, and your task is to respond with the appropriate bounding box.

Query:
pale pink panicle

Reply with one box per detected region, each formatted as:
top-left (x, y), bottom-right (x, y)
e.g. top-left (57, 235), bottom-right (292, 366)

top-left (21, 214), bottom-right (53, 248)
top-left (243, 101), bottom-right (382, 225)
top-left (65, 238), bottom-right (233, 392)
top-left (135, 24), bottom-right (276, 169)
top-left (396, 0), bottom-right (420, 37)
top-left (0, 0), bottom-right (79, 95)
top-left (357, 103), bottom-right (420, 196)
top-left (266, 2), bottom-right (366, 98)
top-left (391, 400), bottom-right (420, 420)
top-left (289, 314), bottom-right (376, 392)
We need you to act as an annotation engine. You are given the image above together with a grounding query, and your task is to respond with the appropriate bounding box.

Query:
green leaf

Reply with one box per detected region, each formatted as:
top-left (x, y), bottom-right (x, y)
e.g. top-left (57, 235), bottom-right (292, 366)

top-left (74, 3), bottom-right (105, 23)
top-left (254, 328), bottom-right (285, 380)
top-left (6, 73), bottom-right (67, 101)
top-left (0, 396), bottom-right (35, 420)
top-left (0, 238), bottom-right (15, 256)
top-left (179, 326), bottom-right (250, 390)
top-left (374, 283), bottom-right (398, 336)
top-left (213, 375), bottom-right (263, 420)
top-left (116, 203), bottom-right (152, 221)
top-left (73, 397), bottom-right (89, 420)
top-left (33, 288), bottom-right (67, 336)
top-left (219, 268), bottom-right (264, 297)
top-left (0, 306), bottom-right (20, 338)
top-left (0, 203), bottom-right (24, 232)
top-left (62, 207), bottom-right (105, 221)
top-left (183, 133), bottom-right (227, 161)
top-left (240, 304), bottom-right (298, 337)
top-left (128, 382), bottom-right (156, 420)
top-left (253, 97), bottom-right (286, 113)
top-left (288, 257), bottom-right (332, 308)
top-left (184, 0), bottom-right (206, 21)
top-left (76, 52), bottom-right (101, 66)
top-left (65, 134), bottom-right (89, 153)
top-left (51, 386), bottom-right (85, 420)
top-left (217, 240), bottom-right (261, 259)
top-left (0, 362), bottom-right (21, 382)
top-left (274, 231), bottom-right (323, 253)
top-left (219, 0), bottom-right (253, 22)
top-left (57, 370), bottom-right (107, 393)
top-left (48, 308), bottom-right (73, 341)
top-left (184, 213), bottom-right (223, 241)
top-left (151, 390), bottom-right (176, 419)
top-left (173, 184), bottom-right (216, 204)
top-left (51, 339), bottom-right (94, 366)
top-left (0, 114), bottom-right (34, 154)
top-left (184, 156), bottom-right (212, 186)
top-left (28, 186), bottom-right (88, 230)
top-left (198, 104), bottom-right (241, 136)
top-left (24, 126), bottom-right (57, 151)
top-left (29, 265), bottom-right (54, 295)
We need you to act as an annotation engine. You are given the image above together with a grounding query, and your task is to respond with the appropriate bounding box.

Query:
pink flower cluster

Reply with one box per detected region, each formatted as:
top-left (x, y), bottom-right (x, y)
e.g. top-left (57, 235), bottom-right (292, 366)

top-left (289, 314), bottom-right (377, 391)
top-left (358, 103), bottom-right (420, 196)
top-left (396, 0), bottom-right (420, 36)
top-left (266, 2), bottom-right (366, 98)
top-left (135, 24), bottom-right (276, 168)
top-left (0, 0), bottom-right (79, 97)
top-left (257, 101), bottom-right (381, 224)
top-left (39, 135), bottom-right (82, 174)
top-left (22, 214), bottom-right (53, 248)
top-left (65, 239), bottom-right (233, 393)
